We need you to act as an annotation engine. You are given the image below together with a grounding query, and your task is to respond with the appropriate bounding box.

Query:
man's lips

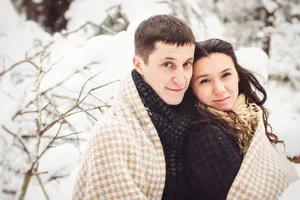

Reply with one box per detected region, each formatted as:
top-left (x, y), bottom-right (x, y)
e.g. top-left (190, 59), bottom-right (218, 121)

top-left (166, 87), bottom-right (184, 92)
top-left (213, 97), bottom-right (230, 102)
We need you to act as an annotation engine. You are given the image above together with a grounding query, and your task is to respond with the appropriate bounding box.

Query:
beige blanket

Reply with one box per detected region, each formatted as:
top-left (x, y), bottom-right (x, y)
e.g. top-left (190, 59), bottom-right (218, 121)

top-left (227, 111), bottom-right (299, 199)
top-left (72, 74), bottom-right (166, 199)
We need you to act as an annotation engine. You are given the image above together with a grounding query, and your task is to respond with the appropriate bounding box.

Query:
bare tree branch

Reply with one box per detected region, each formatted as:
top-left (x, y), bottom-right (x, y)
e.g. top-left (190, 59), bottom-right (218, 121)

top-left (52, 94), bottom-right (96, 107)
top-left (35, 174), bottom-right (50, 200)
top-left (0, 41), bottom-right (54, 77)
top-left (33, 121), bottom-right (63, 168)
top-left (19, 170), bottom-right (32, 200)
top-left (2, 188), bottom-right (17, 195)
top-left (77, 106), bottom-right (98, 121)
top-left (26, 42), bottom-right (54, 60)
top-left (35, 50), bottom-right (45, 157)
top-left (60, 21), bottom-right (101, 37)
top-left (21, 134), bottom-right (86, 142)
top-left (56, 131), bottom-right (83, 140)
top-left (40, 56), bottom-right (63, 81)
top-left (47, 173), bottom-right (70, 183)
top-left (0, 60), bottom-right (38, 77)
top-left (78, 79), bottom-right (120, 105)
top-left (64, 105), bottom-right (110, 119)
top-left (11, 62), bottom-right (99, 120)
top-left (1, 125), bottom-right (32, 160)
top-left (76, 69), bottom-right (105, 104)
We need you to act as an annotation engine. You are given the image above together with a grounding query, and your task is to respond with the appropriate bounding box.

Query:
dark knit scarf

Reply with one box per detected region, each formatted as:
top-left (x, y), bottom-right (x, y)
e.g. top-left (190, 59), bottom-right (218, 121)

top-left (132, 70), bottom-right (190, 199)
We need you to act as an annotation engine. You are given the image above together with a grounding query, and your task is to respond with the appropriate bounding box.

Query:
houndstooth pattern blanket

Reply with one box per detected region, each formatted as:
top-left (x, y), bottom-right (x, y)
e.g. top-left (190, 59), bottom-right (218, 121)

top-left (72, 73), bottom-right (166, 199)
top-left (227, 111), bottom-right (299, 199)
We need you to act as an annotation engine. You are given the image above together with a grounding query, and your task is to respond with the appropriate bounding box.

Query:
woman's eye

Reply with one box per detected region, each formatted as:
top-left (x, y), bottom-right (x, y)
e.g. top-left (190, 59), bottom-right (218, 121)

top-left (200, 79), bottom-right (210, 84)
top-left (222, 72), bottom-right (231, 78)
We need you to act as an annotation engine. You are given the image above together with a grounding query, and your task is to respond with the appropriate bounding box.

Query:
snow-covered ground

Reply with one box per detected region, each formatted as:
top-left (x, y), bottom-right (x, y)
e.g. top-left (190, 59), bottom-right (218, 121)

top-left (0, 0), bottom-right (299, 199)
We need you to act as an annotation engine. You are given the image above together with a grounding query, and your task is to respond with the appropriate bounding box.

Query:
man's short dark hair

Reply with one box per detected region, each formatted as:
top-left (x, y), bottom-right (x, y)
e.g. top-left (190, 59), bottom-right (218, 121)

top-left (134, 14), bottom-right (196, 64)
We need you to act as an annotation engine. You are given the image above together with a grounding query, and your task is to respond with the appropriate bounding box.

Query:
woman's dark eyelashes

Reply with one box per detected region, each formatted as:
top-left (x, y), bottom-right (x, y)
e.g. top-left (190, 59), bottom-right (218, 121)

top-left (200, 79), bottom-right (209, 84)
top-left (222, 72), bottom-right (231, 78)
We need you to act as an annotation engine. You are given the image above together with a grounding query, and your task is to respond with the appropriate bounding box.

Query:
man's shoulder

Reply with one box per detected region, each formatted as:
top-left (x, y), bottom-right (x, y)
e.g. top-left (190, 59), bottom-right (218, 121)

top-left (94, 114), bottom-right (127, 131)
top-left (91, 112), bottom-right (136, 140)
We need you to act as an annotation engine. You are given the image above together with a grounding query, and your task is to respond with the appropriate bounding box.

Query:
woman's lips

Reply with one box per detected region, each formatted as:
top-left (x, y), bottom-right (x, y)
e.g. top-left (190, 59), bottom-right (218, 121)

top-left (213, 97), bottom-right (230, 103)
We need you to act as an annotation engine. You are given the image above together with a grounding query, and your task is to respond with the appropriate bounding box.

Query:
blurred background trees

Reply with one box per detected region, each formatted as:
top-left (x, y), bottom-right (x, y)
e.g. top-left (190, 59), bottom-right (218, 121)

top-left (10, 0), bottom-right (300, 85)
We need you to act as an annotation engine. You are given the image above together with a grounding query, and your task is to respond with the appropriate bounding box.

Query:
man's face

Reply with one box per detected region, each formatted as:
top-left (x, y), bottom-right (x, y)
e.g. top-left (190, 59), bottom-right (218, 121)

top-left (134, 42), bottom-right (195, 105)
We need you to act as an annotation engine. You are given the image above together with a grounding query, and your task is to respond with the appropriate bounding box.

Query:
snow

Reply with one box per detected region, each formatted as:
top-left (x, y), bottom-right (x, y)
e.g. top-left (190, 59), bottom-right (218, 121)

top-left (0, 1), bottom-right (21, 34)
top-left (291, 4), bottom-right (300, 15)
top-left (65, 0), bottom-right (121, 30)
top-left (265, 81), bottom-right (300, 158)
top-left (1, 0), bottom-right (300, 199)
top-left (203, 14), bottom-right (225, 39)
top-left (261, 0), bottom-right (279, 13)
top-left (235, 47), bottom-right (269, 85)
top-left (24, 144), bottom-right (80, 199)
top-left (32, 0), bottom-right (44, 4)
top-left (122, 0), bottom-right (171, 22)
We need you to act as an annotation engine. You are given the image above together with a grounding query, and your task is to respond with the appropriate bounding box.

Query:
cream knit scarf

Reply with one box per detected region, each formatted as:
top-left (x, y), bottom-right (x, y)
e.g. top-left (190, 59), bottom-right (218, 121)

top-left (200, 94), bottom-right (261, 154)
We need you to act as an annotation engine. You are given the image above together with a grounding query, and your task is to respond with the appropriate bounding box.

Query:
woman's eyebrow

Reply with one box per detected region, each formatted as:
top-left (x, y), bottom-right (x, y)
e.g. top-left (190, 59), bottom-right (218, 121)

top-left (222, 68), bottom-right (232, 73)
top-left (195, 74), bottom-right (209, 81)
top-left (195, 68), bottom-right (233, 81)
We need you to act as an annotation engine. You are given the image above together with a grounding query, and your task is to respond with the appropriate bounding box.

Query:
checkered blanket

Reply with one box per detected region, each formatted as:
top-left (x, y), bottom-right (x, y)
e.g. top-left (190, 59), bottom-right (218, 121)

top-left (227, 111), bottom-right (299, 199)
top-left (72, 74), bottom-right (166, 199)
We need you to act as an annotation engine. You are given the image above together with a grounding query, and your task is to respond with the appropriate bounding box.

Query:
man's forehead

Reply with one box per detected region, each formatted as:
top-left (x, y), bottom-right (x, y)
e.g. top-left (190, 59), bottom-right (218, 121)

top-left (154, 41), bottom-right (195, 49)
top-left (151, 42), bottom-right (195, 60)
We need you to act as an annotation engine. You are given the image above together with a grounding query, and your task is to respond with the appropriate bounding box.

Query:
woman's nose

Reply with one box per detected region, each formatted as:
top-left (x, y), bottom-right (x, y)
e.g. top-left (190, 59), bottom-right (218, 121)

top-left (213, 80), bottom-right (226, 95)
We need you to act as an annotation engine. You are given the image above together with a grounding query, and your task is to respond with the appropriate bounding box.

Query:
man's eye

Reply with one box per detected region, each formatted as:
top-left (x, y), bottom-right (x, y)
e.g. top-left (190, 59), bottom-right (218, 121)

top-left (184, 62), bottom-right (192, 67)
top-left (163, 62), bottom-right (173, 68)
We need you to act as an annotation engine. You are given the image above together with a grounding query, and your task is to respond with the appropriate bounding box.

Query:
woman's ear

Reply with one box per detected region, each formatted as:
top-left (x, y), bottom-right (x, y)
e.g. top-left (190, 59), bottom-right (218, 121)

top-left (133, 55), bottom-right (144, 75)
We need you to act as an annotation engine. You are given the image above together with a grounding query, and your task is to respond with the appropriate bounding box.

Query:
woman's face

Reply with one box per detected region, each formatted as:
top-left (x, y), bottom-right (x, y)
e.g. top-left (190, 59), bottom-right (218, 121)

top-left (191, 53), bottom-right (239, 111)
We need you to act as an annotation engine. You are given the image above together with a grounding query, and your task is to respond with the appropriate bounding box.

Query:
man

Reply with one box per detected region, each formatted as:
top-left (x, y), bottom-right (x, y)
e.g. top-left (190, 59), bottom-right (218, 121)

top-left (73, 14), bottom-right (196, 199)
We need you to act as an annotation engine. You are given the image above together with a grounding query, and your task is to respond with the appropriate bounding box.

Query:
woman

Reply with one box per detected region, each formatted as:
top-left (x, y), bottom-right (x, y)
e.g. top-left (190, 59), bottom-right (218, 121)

top-left (183, 39), bottom-right (298, 200)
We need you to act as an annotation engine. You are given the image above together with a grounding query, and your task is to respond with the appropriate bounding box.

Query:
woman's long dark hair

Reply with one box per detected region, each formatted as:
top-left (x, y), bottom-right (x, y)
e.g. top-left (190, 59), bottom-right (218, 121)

top-left (184, 38), bottom-right (278, 147)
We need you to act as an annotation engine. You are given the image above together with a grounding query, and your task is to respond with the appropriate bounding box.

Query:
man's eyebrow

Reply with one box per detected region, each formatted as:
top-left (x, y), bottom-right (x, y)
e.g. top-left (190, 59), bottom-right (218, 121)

top-left (160, 57), bottom-right (194, 61)
top-left (161, 57), bottom-right (175, 61)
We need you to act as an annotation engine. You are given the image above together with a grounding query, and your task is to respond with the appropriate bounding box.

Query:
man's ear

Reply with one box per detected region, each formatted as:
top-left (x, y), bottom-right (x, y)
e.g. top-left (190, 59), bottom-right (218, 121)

top-left (133, 55), bottom-right (144, 75)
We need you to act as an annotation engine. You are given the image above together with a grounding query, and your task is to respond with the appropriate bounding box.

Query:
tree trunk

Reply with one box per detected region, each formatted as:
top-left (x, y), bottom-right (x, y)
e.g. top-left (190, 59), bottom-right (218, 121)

top-left (23, 0), bottom-right (72, 33)
top-left (263, 11), bottom-right (275, 56)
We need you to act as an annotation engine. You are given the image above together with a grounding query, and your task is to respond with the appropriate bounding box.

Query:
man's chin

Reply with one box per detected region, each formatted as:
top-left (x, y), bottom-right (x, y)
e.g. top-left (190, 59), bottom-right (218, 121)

top-left (163, 97), bottom-right (183, 106)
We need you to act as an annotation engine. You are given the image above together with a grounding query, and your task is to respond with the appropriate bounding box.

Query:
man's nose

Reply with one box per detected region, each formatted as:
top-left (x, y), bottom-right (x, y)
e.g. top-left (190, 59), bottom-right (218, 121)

top-left (172, 67), bottom-right (185, 86)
